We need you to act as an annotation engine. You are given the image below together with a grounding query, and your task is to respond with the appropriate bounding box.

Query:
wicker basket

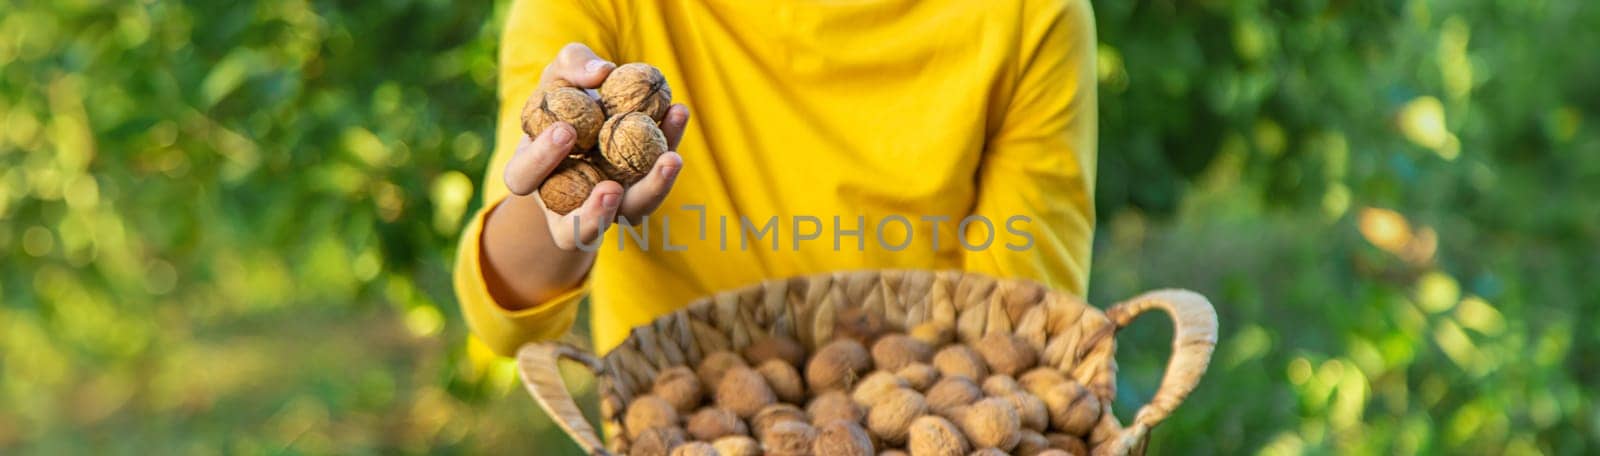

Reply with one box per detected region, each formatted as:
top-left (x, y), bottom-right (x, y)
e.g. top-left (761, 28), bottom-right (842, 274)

top-left (517, 270), bottom-right (1217, 455)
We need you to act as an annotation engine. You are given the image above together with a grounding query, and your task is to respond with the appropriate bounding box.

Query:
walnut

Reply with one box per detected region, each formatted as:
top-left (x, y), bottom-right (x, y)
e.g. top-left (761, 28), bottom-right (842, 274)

top-left (597, 112), bottom-right (667, 185)
top-left (895, 362), bottom-right (940, 392)
top-left (537, 158), bottom-right (604, 215)
top-left (1005, 392), bottom-right (1050, 433)
top-left (805, 338), bottom-right (872, 393)
top-left (756, 359), bottom-right (807, 404)
top-left (652, 366), bottom-right (704, 413)
top-left (951, 397), bottom-right (1021, 451)
top-left (850, 371), bottom-right (909, 409)
top-left (981, 375), bottom-right (1021, 397)
top-left (686, 407), bottom-right (747, 441)
top-left (931, 345), bottom-right (987, 381)
top-left (715, 366), bottom-right (776, 419)
top-left (865, 388), bottom-right (926, 446)
top-left (711, 435), bottom-right (762, 456)
top-left (907, 415), bottom-right (969, 456)
top-left (521, 86), bottom-right (604, 150)
top-left (696, 351), bottom-right (748, 389)
top-left (760, 420), bottom-right (816, 456)
top-left (1018, 367), bottom-right (1067, 398)
top-left (871, 334), bottom-right (933, 371)
top-left (1013, 429), bottom-right (1051, 456)
top-left (806, 391), bottom-right (863, 427)
top-left (667, 442), bottom-right (716, 456)
top-left (751, 403), bottom-right (809, 439)
top-left (628, 426), bottom-right (686, 456)
top-left (599, 62), bottom-right (673, 122)
top-left (973, 332), bottom-right (1037, 377)
top-left (1044, 433), bottom-right (1088, 455)
top-left (1041, 381), bottom-right (1100, 436)
top-left (813, 419), bottom-right (875, 456)
top-left (623, 395), bottom-right (680, 441)
top-left (924, 377), bottom-right (982, 416)
top-left (743, 335), bottom-right (807, 368)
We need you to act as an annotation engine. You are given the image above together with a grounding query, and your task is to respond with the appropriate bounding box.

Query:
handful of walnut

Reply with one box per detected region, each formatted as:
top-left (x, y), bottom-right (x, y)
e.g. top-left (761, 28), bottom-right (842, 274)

top-left (618, 320), bottom-right (1101, 456)
top-left (523, 63), bottom-right (673, 214)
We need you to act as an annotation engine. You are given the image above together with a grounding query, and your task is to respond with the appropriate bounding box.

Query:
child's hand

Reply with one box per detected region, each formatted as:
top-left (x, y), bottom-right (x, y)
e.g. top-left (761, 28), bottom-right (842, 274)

top-left (502, 43), bottom-right (691, 250)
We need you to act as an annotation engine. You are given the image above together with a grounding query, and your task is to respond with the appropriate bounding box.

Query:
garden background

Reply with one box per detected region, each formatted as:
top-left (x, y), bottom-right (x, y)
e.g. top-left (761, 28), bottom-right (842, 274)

top-left (1, 0), bottom-right (1597, 453)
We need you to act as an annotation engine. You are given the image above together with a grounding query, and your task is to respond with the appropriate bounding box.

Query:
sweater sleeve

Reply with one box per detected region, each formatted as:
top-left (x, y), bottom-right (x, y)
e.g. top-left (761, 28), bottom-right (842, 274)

top-left (963, 0), bottom-right (1098, 295)
top-left (452, 0), bottom-right (620, 356)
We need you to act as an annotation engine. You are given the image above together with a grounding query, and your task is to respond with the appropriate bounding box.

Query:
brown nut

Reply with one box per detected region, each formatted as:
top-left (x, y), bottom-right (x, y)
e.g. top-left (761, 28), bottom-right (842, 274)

top-left (756, 359), bottom-right (806, 404)
top-left (866, 388), bottom-right (927, 446)
top-left (806, 338), bottom-right (872, 393)
top-left (834, 306), bottom-right (888, 345)
top-left (686, 407), bottom-right (747, 441)
top-left (872, 334), bottom-right (934, 371)
top-left (1013, 429), bottom-right (1051, 456)
top-left (597, 112), bottom-right (667, 186)
top-left (896, 362), bottom-right (941, 391)
top-left (652, 366), bottom-right (703, 413)
top-left (813, 419), bottom-right (875, 456)
top-left (1045, 433), bottom-right (1089, 455)
top-left (924, 377), bottom-right (982, 416)
top-left (851, 371), bottom-right (909, 408)
top-left (968, 448), bottom-right (1008, 456)
top-left (696, 351), bottom-right (748, 390)
top-left (952, 397), bottom-right (1022, 451)
top-left (623, 395), bottom-right (680, 441)
top-left (628, 426), bottom-right (686, 456)
top-left (522, 86), bottom-right (604, 150)
top-left (907, 415), bottom-right (970, 456)
top-left (743, 335), bottom-right (807, 368)
top-left (667, 441), bottom-right (716, 456)
top-left (759, 420), bottom-right (816, 456)
top-left (715, 366), bottom-right (776, 419)
top-left (599, 62), bottom-right (672, 122)
top-left (751, 403), bottom-right (809, 439)
top-left (931, 345), bottom-right (987, 381)
top-left (1018, 367), bottom-right (1068, 398)
top-left (973, 332), bottom-right (1038, 377)
top-left (806, 391), bottom-right (863, 427)
top-left (981, 374), bottom-right (1022, 397)
top-left (537, 158), bottom-right (604, 215)
top-left (1006, 392), bottom-right (1050, 432)
top-left (711, 435), bottom-right (762, 456)
top-left (1041, 381), bottom-right (1100, 436)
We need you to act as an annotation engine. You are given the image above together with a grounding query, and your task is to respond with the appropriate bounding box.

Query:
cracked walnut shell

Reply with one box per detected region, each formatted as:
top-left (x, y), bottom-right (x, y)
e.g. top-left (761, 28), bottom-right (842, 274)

top-left (522, 86), bottom-right (604, 150)
top-left (599, 62), bottom-right (672, 122)
top-left (597, 112), bottom-right (667, 186)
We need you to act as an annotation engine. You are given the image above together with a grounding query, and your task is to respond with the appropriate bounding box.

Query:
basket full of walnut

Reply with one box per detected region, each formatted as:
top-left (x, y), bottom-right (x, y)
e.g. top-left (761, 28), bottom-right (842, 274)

top-left (518, 270), bottom-right (1218, 456)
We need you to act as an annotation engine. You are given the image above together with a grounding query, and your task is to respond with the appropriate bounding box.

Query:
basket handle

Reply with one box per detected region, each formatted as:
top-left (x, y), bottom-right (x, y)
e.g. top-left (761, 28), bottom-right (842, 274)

top-left (517, 342), bottom-right (611, 455)
top-left (1102, 289), bottom-right (1218, 454)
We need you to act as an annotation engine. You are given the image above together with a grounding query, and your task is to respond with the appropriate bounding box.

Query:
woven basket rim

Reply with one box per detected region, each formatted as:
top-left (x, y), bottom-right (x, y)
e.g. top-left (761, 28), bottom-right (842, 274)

top-left (518, 269), bottom-right (1218, 456)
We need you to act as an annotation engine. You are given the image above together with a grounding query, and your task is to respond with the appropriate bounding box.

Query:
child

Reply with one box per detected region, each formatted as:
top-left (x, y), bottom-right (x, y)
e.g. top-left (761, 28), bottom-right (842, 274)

top-left (456, 0), bottom-right (1098, 356)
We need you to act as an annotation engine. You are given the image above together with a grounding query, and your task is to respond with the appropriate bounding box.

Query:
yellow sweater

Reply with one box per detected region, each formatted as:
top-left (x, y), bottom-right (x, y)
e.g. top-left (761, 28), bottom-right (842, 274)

top-left (456, 0), bottom-right (1098, 356)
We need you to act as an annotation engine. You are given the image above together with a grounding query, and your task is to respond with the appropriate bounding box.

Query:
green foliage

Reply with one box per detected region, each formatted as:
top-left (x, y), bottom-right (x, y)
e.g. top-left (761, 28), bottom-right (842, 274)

top-left (0, 0), bottom-right (1595, 454)
top-left (1092, 0), bottom-right (1600, 453)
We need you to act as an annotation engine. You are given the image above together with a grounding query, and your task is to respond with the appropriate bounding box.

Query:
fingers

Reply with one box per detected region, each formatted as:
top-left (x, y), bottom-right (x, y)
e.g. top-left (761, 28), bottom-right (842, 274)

top-left (504, 123), bottom-right (577, 196)
top-left (660, 104), bottom-right (691, 151)
top-left (618, 152), bottom-right (684, 221)
top-left (541, 42), bottom-right (615, 89)
top-left (545, 180), bottom-right (625, 250)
